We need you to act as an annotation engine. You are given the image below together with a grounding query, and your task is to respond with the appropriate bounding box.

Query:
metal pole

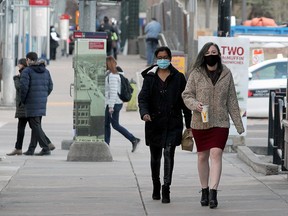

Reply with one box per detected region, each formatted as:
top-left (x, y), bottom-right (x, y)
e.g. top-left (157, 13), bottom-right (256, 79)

top-left (1, 0), bottom-right (15, 106)
top-left (241, 0), bottom-right (247, 24)
top-left (78, 0), bottom-right (84, 31)
top-left (187, 0), bottom-right (197, 75)
top-left (78, 0), bottom-right (96, 32)
top-left (17, 6), bottom-right (20, 60)
top-left (29, 5), bottom-right (32, 51)
top-left (217, 0), bottom-right (231, 37)
top-left (205, 0), bottom-right (210, 28)
top-left (89, 0), bottom-right (96, 32)
top-left (47, 6), bottom-right (50, 63)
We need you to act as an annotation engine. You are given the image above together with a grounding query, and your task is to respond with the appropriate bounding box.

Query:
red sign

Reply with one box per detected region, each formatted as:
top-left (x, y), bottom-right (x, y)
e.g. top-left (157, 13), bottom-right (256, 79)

top-left (29, 0), bottom-right (50, 6)
top-left (74, 32), bottom-right (84, 38)
top-left (89, 42), bottom-right (105, 50)
top-left (60, 14), bottom-right (70, 20)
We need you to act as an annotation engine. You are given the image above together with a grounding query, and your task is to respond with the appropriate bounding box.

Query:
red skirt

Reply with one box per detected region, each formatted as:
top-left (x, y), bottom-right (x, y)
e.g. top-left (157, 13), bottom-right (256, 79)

top-left (192, 127), bottom-right (229, 152)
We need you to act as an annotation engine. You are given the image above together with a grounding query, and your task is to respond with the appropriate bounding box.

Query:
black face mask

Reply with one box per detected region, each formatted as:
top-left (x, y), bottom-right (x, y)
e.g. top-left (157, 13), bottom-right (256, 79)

top-left (204, 55), bottom-right (220, 66)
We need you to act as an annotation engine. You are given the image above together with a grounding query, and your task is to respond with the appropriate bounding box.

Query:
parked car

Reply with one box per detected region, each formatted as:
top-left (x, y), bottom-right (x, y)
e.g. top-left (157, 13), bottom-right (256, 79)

top-left (247, 58), bottom-right (288, 118)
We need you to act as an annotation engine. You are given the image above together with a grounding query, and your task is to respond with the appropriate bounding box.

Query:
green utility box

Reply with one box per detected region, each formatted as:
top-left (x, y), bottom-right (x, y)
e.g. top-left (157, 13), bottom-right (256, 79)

top-left (72, 32), bottom-right (107, 142)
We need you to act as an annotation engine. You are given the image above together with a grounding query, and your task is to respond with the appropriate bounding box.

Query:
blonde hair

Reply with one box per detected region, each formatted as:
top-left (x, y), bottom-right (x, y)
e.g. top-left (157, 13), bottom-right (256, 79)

top-left (106, 56), bottom-right (117, 73)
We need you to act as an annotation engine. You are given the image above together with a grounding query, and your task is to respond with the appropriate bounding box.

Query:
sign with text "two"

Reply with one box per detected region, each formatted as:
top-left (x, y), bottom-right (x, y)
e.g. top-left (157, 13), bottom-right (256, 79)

top-left (29, 0), bottom-right (50, 6)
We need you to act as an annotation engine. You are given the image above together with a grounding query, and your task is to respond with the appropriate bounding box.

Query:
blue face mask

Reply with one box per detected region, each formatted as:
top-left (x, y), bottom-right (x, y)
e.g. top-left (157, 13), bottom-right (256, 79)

top-left (157, 59), bottom-right (170, 69)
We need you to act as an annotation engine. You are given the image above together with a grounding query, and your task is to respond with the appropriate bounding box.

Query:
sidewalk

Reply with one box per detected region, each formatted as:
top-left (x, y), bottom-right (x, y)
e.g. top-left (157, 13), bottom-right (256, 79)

top-left (0, 54), bottom-right (288, 216)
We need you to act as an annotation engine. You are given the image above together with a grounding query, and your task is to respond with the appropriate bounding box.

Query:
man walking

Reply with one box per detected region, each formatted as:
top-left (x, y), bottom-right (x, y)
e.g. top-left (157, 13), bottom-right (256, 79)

top-left (97, 16), bottom-right (115, 56)
top-left (144, 18), bottom-right (161, 66)
top-left (20, 52), bottom-right (53, 155)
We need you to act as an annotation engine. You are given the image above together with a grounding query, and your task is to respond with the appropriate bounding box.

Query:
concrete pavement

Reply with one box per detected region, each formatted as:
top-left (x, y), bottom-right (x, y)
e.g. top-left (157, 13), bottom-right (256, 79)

top-left (0, 54), bottom-right (288, 216)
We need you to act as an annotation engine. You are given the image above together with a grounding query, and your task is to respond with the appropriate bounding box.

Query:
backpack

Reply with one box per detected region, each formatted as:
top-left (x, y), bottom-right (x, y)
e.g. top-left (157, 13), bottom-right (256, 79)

top-left (118, 74), bottom-right (134, 102)
top-left (97, 24), bottom-right (113, 42)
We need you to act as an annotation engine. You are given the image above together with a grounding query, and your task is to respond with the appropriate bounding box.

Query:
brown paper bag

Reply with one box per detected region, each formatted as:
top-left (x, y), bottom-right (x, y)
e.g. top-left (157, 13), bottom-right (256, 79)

top-left (181, 129), bottom-right (194, 152)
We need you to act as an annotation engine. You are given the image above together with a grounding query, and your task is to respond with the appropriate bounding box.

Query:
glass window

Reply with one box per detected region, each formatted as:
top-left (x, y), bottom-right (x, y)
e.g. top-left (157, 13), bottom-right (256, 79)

top-left (251, 62), bottom-right (287, 80)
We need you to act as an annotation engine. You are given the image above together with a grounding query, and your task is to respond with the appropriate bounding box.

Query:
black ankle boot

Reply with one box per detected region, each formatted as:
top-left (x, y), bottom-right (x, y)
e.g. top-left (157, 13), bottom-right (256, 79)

top-left (161, 185), bottom-right (170, 203)
top-left (152, 181), bottom-right (161, 200)
top-left (200, 187), bottom-right (209, 206)
top-left (209, 189), bottom-right (218, 208)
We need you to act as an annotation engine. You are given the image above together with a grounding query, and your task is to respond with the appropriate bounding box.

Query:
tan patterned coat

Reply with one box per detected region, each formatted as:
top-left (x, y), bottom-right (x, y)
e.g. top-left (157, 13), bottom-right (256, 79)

top-left (182, 65), bottom-right (244, 134)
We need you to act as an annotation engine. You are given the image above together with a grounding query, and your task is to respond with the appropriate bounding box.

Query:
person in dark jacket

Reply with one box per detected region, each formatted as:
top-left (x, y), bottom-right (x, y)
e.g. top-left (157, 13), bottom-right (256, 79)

top-left (50, 26), bottom-right (60, 60)
top-left (97, 16), bottom-right (115, 56)
top-left (6, 58), bottom-right (30, 155)
top-left (138, 46), bottom-right (192, 204)
top-left (24, 59), bottom-right (55, 155)
top-left (20, 52), bottom-right (53, 156)
top-left (7, 58), bottom-right (55, 156)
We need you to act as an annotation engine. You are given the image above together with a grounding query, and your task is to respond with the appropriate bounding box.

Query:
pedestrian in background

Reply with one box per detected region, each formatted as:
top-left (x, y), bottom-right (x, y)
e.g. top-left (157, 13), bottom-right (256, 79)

top-left (7, 58), bottom-right (30, 156)
top-left (20, 52), bottom-right (54, 156)
top-left (105, 56), bottom-right (140, 152)
top-left (182, 42), bottom-right (245, 208)
top-left (50, 26), bottom-right (60, 60)
top-left (97, 16), bottom-right (115, 56)
top-left (22, 59), bottom-right (55, 155)
top-left (138, 46), bottom-right (192, 204)
top-left (7, 58), bottom-right (55, 156)
top-left (111, 18), bottom-right (120, 60)
top-left (144, 18), bottom-right (161, 66)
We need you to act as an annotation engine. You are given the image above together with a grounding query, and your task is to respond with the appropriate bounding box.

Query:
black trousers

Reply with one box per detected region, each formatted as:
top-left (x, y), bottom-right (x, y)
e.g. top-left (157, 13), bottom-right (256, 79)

top-left (28, 116), bottom-right (50, 151)
top-left (149, 143), bottom-right (176, 186)
top-left (50, 47), bottom-right (57, 60)
top-left (15, 118), bottom-right (31, 150)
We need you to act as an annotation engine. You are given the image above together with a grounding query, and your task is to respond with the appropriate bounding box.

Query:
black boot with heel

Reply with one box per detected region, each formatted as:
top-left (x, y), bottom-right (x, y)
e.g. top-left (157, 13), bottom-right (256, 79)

top-left (200, 187), bottom-right (209, 206)
top-left (209, 189), bottom-right (218, 208)
top-left (152, 181), bottom-right (161, 200)
top-left (161, 185), bottom-right (170, 203)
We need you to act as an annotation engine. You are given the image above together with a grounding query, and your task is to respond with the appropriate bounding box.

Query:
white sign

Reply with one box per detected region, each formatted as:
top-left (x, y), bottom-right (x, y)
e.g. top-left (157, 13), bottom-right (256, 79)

top-left (60, 19), bottom-right (69, 40)
top-left (31, 7), bottom-right (48, 36)
top-left (198, 36), bottom-right (250, 136)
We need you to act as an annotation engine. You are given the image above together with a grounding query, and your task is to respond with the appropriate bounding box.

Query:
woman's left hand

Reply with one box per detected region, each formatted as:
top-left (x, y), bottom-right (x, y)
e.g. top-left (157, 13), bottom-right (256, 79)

top-left (196, 102), bottom-right (203, 112)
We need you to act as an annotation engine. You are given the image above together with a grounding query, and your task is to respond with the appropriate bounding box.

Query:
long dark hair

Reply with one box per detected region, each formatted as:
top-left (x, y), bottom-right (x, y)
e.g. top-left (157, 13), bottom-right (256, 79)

top-left (192, 42), bottom-right (223, 72)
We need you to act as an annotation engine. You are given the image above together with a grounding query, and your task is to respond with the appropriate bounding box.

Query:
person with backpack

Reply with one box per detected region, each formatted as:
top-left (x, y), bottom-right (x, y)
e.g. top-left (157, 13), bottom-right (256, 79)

top-left (105, 56), bottom-right (140, 152)
top-left (97, 16), bottom-right (115, 56)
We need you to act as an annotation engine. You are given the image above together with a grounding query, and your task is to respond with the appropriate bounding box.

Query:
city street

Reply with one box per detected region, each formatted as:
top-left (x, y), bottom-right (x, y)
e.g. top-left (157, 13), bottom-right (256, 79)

top-left (0, 54), bottom-right (288, 216)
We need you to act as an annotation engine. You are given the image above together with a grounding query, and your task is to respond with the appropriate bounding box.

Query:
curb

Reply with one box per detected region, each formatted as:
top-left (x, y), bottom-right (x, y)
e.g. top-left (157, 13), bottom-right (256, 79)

top-left (237, 146), bottom-right (279, 175)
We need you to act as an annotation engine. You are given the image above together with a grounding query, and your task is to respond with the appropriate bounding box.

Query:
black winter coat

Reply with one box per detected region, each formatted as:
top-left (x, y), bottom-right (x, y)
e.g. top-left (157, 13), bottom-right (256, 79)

top-left (138, 64), bottom-right (192, 148)
top-left (13, 69), bottom-right (26, 118)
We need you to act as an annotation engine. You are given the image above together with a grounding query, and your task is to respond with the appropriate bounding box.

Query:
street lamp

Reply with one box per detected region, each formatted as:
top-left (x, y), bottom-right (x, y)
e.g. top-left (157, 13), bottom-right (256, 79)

top-left (217, 0), bottom-right (231, 37)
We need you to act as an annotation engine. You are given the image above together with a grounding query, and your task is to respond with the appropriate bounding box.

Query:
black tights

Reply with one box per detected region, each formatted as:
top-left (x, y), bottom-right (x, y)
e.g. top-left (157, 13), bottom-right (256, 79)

top-left (149, 144), bottom-right (176, 186)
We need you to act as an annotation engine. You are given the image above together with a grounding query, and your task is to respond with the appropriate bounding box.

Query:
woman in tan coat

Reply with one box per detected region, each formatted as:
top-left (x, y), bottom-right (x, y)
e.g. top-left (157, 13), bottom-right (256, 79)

top-left (182, 42), bottom-right (244, 208)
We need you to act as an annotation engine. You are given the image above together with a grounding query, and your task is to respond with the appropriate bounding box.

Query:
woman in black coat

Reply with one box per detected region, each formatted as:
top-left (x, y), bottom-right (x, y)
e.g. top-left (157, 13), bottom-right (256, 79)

top-left (138, 46), bottom-right (192, 203)
top-left (7, 59), bottom-right (28, 155)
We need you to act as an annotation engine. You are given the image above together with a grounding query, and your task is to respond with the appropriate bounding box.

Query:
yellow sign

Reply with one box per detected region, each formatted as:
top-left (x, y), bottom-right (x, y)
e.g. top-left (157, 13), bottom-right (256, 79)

top-left (171, 55), bottom-right (186, 74)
